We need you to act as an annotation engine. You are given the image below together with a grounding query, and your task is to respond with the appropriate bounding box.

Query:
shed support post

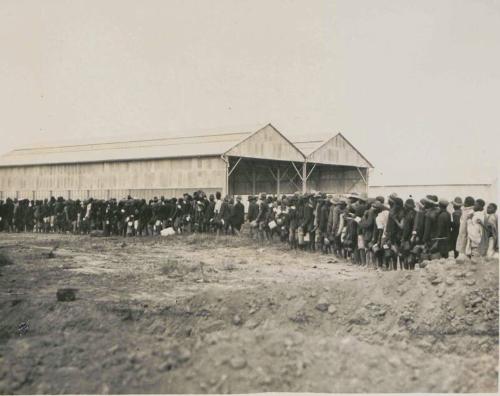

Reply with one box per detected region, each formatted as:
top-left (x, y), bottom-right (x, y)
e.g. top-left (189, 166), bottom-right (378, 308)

top-left (356, 167), bottom-right (367, 185)
top-left (251, 166), bottom-right (256, 195)
top-left (302, 162), bottom-right (307, 193)
top-left (277, 167), bottom-right (280, 196)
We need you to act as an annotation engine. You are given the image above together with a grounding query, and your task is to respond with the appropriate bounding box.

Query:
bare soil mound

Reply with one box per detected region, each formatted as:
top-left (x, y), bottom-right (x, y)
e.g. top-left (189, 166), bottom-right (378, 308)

top-left (0, 233), bottom-right (497, 393)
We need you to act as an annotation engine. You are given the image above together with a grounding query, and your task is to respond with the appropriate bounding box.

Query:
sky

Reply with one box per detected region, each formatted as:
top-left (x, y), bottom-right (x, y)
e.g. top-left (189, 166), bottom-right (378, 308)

top-left (0, 0), bottom-right (498, 185)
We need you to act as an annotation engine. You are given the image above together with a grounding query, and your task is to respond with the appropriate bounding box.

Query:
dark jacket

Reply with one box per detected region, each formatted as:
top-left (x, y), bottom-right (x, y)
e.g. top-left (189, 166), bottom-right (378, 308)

top-left (401, 208), bottom-right (416, 241)
top-left (231, 201), bottom-right (245, 227)
top-left (319, 203), bottom-right (330, 233)
top-left (247, 202), bottom-right (258, 222)
top-left (436, 209), bottom-right (451, 239)
top-left (360, 208), bottom-right (377, 244)
top-left (423, 207), bottom-right (441, 244)
top-left (301, 203), bottom-right (314, 231)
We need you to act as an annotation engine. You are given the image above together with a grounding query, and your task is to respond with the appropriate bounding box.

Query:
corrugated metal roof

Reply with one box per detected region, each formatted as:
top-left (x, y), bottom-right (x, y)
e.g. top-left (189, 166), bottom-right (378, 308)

top-left (0, 131), bottom-right (253, 167)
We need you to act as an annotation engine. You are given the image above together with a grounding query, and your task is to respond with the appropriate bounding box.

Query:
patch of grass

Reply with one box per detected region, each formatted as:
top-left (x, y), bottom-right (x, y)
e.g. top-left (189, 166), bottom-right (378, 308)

top-left (160, 259), bottom-right (180, 275)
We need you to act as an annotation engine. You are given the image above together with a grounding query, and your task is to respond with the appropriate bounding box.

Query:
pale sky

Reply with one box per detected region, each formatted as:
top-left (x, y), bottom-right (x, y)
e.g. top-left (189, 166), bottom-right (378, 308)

top-left (0, 0), bottom-right (498, 185)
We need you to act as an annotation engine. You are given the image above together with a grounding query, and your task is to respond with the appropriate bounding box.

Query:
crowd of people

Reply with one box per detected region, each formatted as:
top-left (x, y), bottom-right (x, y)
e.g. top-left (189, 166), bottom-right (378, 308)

top-left (0, 191), bottom-right (497, 270)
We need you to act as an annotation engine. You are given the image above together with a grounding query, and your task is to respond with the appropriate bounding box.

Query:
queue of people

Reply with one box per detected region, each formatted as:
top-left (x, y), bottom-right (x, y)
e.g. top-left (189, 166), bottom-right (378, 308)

top-left (0, 191), bottom-right (497, 270)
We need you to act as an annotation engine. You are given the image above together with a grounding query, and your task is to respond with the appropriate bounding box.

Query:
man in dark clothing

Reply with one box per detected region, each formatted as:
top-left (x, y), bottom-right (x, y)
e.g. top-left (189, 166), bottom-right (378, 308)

top-left (327, 198), bottom-right (342, 255)
top-left (450, 197), bottom-right (462, 258)
top-left (318, 198), bottom-right (331, 254)
top-left (247, 196), bottom-right (258, 239)
top-left (401, 199), bottom-right (416, 269)
top-left (385, 196), bottom-right (404, 270)
top-left (422, 195), bottom-right (441, 260)
top-left (65, 199), bottom-right (78, 234)
top-left (255, 194), bottom-right (269, 242)
top-left (353, 194), bottom-right (368, 265)
top-left (359, 198), bottom-right (377, 266)
top-left (435, 199), bottom-right (452, 259)
top-left (231, 196), bottom-right (245, 234)
top-left (219, 196), bottom-right (232, 235)
top-left (300, 195), bottom-right (315, 250)
top-left (287, 196), bottom-right (299, 250)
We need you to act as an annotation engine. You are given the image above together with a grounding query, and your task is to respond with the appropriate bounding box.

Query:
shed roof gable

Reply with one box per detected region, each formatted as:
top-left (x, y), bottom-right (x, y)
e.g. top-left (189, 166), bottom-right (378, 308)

top-left (224, 124), bottom-right (305, 162)
top-left (306, 133), bottom-right (373, 168)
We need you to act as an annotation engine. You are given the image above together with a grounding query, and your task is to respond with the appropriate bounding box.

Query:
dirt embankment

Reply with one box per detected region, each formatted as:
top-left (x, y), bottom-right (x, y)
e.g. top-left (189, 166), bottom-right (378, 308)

top-left (0, 233), bottom-right (498, 393)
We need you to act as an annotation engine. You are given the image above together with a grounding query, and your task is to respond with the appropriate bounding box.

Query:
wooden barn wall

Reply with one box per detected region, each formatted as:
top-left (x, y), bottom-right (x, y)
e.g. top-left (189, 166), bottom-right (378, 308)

top-left (308, 135), bottom-right (371, 168)
top-left (225, 124), bottom-right (304, 162)
top-left (0, 156), bottom-right (226, 200)
top-left (307, 166), bottom-right (368, 194)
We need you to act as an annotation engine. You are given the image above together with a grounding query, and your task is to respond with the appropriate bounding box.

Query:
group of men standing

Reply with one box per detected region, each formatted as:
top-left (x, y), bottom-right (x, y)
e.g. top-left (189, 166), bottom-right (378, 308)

top-left (0, 191), bottom-right (245, 237)
top-left (247, 192), bottom-right (498, 269)
top-left (0, 190), bottom-right (497, 270)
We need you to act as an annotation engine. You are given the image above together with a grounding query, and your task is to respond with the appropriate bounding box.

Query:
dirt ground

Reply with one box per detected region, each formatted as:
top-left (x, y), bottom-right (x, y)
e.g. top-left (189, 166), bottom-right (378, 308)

top-left (0, 231), bottom-right (498, 394)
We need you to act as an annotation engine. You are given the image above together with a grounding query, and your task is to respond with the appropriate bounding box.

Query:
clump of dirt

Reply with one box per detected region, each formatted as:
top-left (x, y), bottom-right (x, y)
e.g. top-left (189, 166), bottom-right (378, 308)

top-left (0, 250), bottom-right (14, 267)
top-left (0, 233), bottom-right (497, 394)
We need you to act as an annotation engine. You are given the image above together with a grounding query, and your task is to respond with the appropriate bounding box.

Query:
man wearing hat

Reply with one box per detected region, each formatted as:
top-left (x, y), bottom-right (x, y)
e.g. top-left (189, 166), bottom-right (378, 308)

top-left (401, 198), bottom-right (416, 269)
top-left (359, 198), bottom-right (377, 267)
top-left (247, 196), bottom-right (258, 239)
top-left (422, 195), bottom-right (440, 255)
top-left (205, 194), bottom-right (216, 233)
top-left (317, 196), bottom-right (331, 253)
top-left (287, 196), bottom-right (299, 249)
top-left (255, 193), bottom-right (270, 242)
top-left (327, 197), bottom-right (342, 256)
top-left (384, 195), bottom-right (404, 270)
top-left (435, 199), bottom-right (452, 259)
top-left (450, 197), bottom-right (462, 258)
top-left (370, 200), bottom-right (389, 268)
top-left (300, 194), bottom-right (315, 250)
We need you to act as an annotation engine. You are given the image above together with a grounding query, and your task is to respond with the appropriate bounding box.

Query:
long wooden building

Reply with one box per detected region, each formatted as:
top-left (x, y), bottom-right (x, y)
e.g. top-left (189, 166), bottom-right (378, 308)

top-left (0, 124), bottom-right (373, 200)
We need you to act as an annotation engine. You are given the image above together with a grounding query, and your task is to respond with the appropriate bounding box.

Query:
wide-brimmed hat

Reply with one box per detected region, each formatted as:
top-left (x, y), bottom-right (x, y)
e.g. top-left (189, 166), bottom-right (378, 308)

top-left (358, 192), bottom-right (368, 202)
top-left (452, 197), bottom-right (463, 207)
top-left (464, 196), bottom-right (475, 207)
top-left (422, 195), bottom-right (438, 205)
top-left (347, 192), bottom-right (360, 200)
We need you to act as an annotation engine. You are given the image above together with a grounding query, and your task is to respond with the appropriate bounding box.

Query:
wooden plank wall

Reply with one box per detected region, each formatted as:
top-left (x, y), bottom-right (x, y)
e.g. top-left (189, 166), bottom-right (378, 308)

top-left (0, 156), bottom-right (226, 199)
top-left (226, 124), bottom-right (304, 162)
